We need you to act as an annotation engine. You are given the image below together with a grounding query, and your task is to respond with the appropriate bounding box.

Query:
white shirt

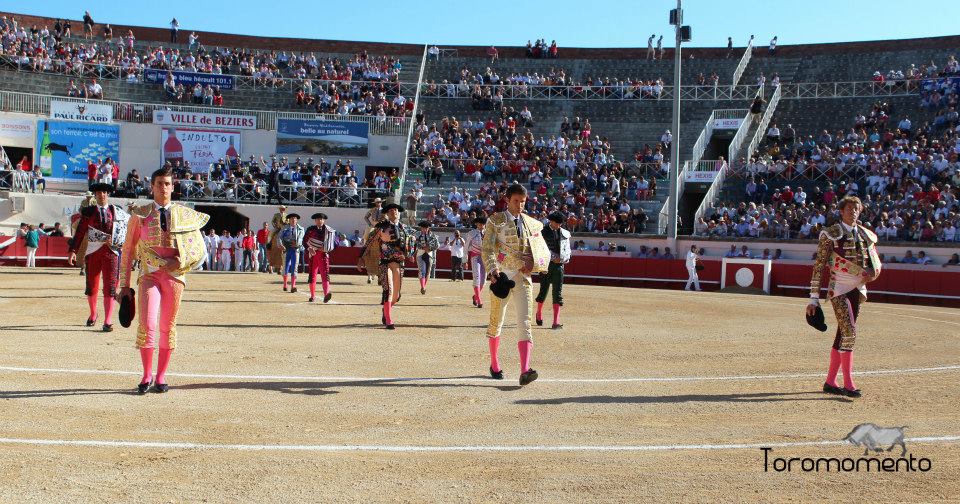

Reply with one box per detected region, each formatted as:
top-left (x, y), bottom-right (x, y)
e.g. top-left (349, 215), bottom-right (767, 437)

top-left (686, 250), bottom-right (698, 269)
top-left (450, 239), bottom-right (465, 258)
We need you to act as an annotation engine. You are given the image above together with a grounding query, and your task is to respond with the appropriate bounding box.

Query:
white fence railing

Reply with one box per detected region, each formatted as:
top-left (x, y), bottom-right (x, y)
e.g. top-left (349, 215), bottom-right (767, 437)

top-left (0, 89), bottom-right (410, 135)
top-left (729, 38), bottom-right (753, 90)
top-left (398, 45), bottom-right (429, 201)
top-left (418, 79), bottom-right (919, 102)
top-left (689, 87), bottom-right (765, 230)
top-left (0, 53), bottom-right (418, 96)
top-left (745, 85), bottom-right (783, 161)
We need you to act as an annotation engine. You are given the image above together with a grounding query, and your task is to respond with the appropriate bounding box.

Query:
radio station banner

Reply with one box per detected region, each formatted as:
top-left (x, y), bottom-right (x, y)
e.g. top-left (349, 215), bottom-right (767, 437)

top-left (144, 69), bottom-right (235, 90)
top-left (50, 99), bottom-right (114, 123)
top-left (160, 127), bottom-right (242, 173)
top-left (276, 118), bottom-right (369, 157)
top-left (153, 110), bottom-right (257, 130)
top-left (35, 120), bottom-right (120, 180)
top-left (713, 117), bottom-right (744, 130)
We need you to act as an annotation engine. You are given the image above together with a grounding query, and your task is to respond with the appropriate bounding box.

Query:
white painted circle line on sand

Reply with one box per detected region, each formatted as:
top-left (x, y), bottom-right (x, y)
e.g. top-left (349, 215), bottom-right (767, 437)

top-left (0, 436), bottom-right (957, 453)
top-left (1, 364), bottom-right (958, 384)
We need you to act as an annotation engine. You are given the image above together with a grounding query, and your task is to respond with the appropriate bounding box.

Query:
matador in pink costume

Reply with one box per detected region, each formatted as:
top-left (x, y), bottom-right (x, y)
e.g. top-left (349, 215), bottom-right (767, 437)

top-left (118, 167), bottom-right (209, 395)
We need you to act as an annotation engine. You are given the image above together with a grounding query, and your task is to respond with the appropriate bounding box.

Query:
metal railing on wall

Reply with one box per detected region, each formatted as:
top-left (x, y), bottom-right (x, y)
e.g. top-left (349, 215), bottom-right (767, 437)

top-left (418, 79), bottom-right (920, 102)
top-left (0, 54), bottom-right (419, 97)
top-left (729, 38), bottom-right (753, 90)
top-left (397, 45), bottom-right (429, 202)
top-left (0, 89), bottom-right (409, 135)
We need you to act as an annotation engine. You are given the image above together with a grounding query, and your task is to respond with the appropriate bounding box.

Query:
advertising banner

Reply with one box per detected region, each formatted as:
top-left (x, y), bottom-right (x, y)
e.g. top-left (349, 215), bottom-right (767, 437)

top-left (684, 170), bottom-right (720, 183)
top-left (50, 99), bottom-right (114, 123)
top-left (713, 118), bottom-right (744, 130)
top-left (276, 118), bottom-right (369, 157)
top-left (35, 120), bottom-right (120, 180)
top-left (0, 113), bottom-right (36, 141)
top-left (160, 127), bottom-right (241, 173)
top-left (144, 69), bottom-right (235, 90)
top-left (153, 110), bottom-right (257, 130)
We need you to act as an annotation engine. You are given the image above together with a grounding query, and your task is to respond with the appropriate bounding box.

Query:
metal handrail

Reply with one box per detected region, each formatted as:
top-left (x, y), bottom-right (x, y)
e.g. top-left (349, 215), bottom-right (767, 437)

top-left (745, 85), bottom-right (783, 160)
top-left (418, 79), bottom-right (920, 101)
top-left (0, 53), bottom-right (414, 95)
top-left (729, 38), bottom-right (753, 90)
top-left (398, 45), bottom-right (429, 202)
top-left (0, 89), bottom-right (409, 135)
top-left (167, 179), bottom-right (381, 207)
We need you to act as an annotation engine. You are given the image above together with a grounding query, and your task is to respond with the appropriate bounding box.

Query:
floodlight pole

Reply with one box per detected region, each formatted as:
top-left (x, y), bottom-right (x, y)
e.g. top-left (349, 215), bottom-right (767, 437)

top-left (667, 0), bottom-right (683, 242)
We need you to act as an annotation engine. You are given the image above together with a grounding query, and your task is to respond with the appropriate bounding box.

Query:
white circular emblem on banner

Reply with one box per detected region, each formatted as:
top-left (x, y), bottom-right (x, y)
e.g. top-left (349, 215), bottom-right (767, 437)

top-left (735, 267), bottom-right (755, 287)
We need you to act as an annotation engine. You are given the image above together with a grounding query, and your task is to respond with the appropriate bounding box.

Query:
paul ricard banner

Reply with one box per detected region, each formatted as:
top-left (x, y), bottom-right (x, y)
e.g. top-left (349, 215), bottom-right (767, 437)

top-left (276, 118), bottom-right (369, 157)
top-left (35, 120), bottom-right (120, 180)
top-left (160, 127), bottom-right (241, 173)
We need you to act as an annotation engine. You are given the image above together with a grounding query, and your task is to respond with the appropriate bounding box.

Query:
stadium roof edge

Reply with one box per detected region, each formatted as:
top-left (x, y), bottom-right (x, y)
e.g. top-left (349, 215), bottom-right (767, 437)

top-left (3, 10), bottom-right (958, 59)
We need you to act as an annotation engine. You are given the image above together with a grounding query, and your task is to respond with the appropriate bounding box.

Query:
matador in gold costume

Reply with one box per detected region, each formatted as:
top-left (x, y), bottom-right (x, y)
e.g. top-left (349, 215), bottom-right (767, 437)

top-left (481, 184), bottom-right (550, 386)
top-left (119, 167), bottom-right (209, 394)
top-left (807, 195), bottom-right (880, 399)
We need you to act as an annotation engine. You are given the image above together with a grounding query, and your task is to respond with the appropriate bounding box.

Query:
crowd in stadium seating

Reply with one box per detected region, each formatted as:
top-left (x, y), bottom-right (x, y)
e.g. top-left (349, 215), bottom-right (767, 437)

top-left (698, 96), bottom-right (960, 243)
top-left (405, 102), bottom-right (670, 231)
top-left (0, 13), bottom-right (411, 116)
top-left (871, 55), bottom-right (959, 85)
top-left (422, 66), bottom-right (668, 99)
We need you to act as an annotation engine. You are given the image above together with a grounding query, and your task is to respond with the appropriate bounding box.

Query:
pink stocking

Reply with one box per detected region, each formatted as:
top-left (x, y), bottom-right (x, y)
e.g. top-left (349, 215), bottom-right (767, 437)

top-left (518, 341), bottom-right (532, 374)
top-left (552, 304), bottom-right (561, 326)
top-left (825, 348), bottom-right (841, 387)
top-left (383, 301), bottom-right (393, 325)
top-left (536, 302), bottom-right (544, 320)
top-left (840, 351), bottom-right (856, 390)
top-left (87, 295), bottom-right (98, 321)
top-left (321, 278), bottom-right (330, 296)
top-left (104, 295), bottom-right (117, 325)
top-left (309, 276), bottom-right (316, 298)
top-left (419, 277), bottom-right (426, 290)
top-left (282, 275), bottom-right (288, 289)
top-left (156, 349), bottom-right (172, 385)
top-left (290, 275), bottom-right (297, 288)
top-left (488, 336), bottom-right (501, 373)
top-left (473, 286), bottom-right (481, 303)
top-left (139, 348), bottom-right (153, 384)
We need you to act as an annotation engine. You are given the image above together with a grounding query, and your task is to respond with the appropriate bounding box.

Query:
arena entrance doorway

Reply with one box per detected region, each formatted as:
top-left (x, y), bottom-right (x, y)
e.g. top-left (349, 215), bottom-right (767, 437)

top-left (194, 205), bottom-right (248, 235)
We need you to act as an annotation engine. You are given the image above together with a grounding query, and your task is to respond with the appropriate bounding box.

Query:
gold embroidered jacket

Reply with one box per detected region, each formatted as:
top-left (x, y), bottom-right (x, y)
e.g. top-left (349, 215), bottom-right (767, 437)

top-left (481, 211), bottom-right (550, 277)
top-left (809, 221), bottom-right (881, 300)
top-left (119, 203), bottom-right (210, 288)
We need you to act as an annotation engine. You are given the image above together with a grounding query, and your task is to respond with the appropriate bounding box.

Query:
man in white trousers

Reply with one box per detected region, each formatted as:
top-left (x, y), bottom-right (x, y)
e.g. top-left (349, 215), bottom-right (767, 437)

top-left (684, 244), bottom-right (702, 291)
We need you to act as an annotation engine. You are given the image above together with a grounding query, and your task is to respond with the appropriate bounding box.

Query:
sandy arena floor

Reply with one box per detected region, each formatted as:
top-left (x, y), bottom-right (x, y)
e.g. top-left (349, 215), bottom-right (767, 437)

top-left (0, 266), bottom-right (958, 503)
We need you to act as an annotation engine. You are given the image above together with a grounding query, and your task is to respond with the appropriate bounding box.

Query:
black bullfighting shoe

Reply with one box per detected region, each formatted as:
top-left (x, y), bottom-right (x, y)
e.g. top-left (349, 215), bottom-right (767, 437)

top-left (519, 369), bottom-right (539, 387)
top-left (490, 367), bottom-right (504, 380)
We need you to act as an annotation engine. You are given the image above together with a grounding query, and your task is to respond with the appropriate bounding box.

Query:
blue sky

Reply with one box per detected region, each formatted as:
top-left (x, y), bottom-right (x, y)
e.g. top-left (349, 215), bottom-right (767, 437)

top-left (1, 0), bottom-right (958, 48)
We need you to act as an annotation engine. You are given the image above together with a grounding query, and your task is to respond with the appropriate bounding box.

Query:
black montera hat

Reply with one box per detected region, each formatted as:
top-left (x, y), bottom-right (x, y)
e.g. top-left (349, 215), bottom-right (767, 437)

top-left (89, 182), bottom-right (113, 193)
top-left (547, 211), bottom-right (565, 223)
top-left (382, 203), bottom-right (404, 213)
top-left (806, 304), bottom-right (828, 332)
top-left (489, 272), bottom-right (516, 299)
top-left (473, 216), bottom-right (487, 225)
top-left (286, 213), bottom-right (301, 220)
top-left (311, 212), bottom-right (328, 220)
top-left (119, 290), bottom-right (136, 328)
